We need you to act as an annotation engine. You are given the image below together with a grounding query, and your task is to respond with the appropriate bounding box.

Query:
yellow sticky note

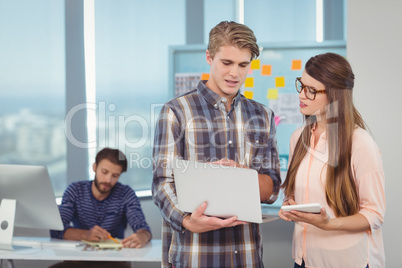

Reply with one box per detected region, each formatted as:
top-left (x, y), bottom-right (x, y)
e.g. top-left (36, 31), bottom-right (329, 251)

top-left (261, 65), bottom-right (272, 76)
top-left (291, 60), bottom-right (302, 70)
top-left (267, 89), bottom-right (278, 100)
top-left (245, 77), bottom-right (254, 87)
top-left (251, 59), bottom-right (260, 70)
top-left (275, 77), bottom-right (285, 88)
top-left (201, 73), bottom-right (210, 80)
top-left (244, 90), bottom-right (254, 99)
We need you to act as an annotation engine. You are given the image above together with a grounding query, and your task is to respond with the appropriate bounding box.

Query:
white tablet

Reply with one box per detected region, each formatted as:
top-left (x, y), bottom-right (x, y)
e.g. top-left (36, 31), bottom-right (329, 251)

top-left (281, 203), bottom-right (322, 214)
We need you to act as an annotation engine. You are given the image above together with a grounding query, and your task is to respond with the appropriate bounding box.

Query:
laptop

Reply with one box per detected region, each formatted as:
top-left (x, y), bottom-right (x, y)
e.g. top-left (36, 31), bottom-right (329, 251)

top-left (173, 159), bottom-right (278, 224)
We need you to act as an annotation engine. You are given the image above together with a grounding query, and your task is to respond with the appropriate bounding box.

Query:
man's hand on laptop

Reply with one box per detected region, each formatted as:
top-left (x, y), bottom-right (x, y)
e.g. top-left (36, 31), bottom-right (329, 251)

top-left (182, 202), bottom-right (247, 233)
top-left (211, 159), bottom-right (249, 169)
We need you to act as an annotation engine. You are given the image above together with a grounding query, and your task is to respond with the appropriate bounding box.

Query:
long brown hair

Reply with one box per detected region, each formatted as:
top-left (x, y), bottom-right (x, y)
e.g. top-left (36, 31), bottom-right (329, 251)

top-left (281, 53), bottom-right (367, 217)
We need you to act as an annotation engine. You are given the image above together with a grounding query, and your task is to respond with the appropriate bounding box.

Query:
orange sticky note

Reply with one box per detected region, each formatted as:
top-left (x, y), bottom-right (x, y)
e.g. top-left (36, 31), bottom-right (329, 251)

top-left (291, 60), bottom-right (302, 70)
top-left (275, 77), bottom-right (285, 88)
top-left (261, 65), bottom-right (272, 76)
top-left (267, 89), bottom-right (278, 100)
top-left (248, 68), bottom-right (253, 75)
top-left (201, 73), bottom-right (210, 80)
top-left (245, 77), bottom-right (254, 87)
top-left (251, 59), bottom-right (260, 70)
top-left (244, 90), bottom-right (254, 99)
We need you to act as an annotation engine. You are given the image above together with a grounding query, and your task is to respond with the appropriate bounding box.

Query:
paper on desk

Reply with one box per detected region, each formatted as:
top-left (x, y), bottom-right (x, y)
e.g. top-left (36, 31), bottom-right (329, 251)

top-left (81, 238), bottom-right (123, 249)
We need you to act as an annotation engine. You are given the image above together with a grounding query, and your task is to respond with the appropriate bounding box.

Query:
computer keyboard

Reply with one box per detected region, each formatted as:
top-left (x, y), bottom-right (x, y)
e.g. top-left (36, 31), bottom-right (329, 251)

top-left (12, 237), bottom-right (82, 248)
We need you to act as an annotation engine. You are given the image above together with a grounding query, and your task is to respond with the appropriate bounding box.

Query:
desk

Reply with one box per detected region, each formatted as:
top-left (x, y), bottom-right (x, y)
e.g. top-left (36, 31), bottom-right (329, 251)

top-left (0, 237), bottom-right (161, 266)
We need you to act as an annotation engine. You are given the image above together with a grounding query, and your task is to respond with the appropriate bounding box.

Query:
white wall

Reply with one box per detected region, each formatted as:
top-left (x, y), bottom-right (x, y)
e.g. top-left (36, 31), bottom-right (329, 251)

top-left (347, 0), bottom-right (402, 266)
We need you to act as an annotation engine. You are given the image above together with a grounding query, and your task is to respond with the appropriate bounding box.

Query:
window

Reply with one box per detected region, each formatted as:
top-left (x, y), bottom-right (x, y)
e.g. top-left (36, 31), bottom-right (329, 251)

top-left (0, 0), bottom-right (66, 196)
top-left (93, 0), bottom-right (186, 191)
top-left (0, 0), bottom-right (345, 197)
top-left (244, 0), bottom-right (317, 42)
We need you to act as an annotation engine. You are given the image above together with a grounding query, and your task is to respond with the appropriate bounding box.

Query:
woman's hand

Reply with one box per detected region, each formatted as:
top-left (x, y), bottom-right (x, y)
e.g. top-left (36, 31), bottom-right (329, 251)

top-left (278, 198), bottom-right (297, 221)
top-left (282, 206), bottom-right (331, 230)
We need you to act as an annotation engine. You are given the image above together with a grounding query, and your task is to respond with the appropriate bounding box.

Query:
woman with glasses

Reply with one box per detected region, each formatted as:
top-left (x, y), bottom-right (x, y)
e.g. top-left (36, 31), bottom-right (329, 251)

top-left (279, 53), bottom-right (385, 268)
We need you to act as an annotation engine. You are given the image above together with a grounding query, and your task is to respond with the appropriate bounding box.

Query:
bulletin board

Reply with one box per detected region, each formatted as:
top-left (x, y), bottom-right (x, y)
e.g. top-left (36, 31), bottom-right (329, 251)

top-left (168, 41), bottom-right (346, 207)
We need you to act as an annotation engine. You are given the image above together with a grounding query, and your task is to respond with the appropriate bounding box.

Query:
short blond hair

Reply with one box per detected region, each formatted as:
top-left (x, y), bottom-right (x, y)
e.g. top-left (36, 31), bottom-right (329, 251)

top-left (207, 21), bottom-right (259, 60)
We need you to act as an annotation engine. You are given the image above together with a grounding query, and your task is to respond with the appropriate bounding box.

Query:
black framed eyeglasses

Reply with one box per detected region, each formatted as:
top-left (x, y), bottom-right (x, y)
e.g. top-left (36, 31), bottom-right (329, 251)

top-left (295, 77), bottom-right (326, 100)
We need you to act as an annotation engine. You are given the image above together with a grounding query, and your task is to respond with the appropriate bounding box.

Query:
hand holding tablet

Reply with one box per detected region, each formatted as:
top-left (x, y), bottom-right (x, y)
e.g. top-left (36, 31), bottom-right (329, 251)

top-left (281, 203), bottom-right (322, 214)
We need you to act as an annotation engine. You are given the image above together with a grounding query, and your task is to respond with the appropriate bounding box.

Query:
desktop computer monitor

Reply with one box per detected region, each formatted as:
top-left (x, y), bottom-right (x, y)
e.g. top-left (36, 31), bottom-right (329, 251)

top-left (0, 164), bottom-right (64, 250)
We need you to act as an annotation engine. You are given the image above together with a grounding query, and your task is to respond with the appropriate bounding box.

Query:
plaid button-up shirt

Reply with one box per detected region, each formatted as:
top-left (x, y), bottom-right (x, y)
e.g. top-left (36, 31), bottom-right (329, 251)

top-left (152, 81), bottom-right (281, 268)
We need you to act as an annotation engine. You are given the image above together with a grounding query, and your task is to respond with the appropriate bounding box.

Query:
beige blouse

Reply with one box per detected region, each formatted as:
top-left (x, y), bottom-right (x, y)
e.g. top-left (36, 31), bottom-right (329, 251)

top-left (288, 126), bottom-right (385, 268)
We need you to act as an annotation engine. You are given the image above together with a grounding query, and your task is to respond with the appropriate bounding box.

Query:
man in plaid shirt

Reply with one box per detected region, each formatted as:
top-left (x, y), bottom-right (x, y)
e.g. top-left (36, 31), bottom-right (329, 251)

top-left (152, 21), bottom-right (281, 268)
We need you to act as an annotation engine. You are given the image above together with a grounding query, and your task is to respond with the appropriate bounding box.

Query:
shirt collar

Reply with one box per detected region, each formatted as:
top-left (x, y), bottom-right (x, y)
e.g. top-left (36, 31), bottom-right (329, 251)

top-left (310, 122), bottom-right (327, 140)
top-left (197, 80), bottom-right (241, 109)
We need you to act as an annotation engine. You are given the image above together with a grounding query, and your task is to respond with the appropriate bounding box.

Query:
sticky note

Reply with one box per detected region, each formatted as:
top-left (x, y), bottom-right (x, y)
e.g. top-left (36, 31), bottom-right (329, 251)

top-left (267, 89), bottom-right (278, 100)
top-left (244, 90), bottom-right (254, 99)
top-left (261, 65), bottom-right (272, 76)
top-left (291, 60), bottom-right (302, 70)
top-left (245, 77), bottom-right (254, 87)
top-left (248, 68), bottom-right (253, 75)
top-left (201, 73), bottom-right (210, 80)
top-left (274, 116), bottom-right (281, 126)
top-left (275, 77), bottom-right (285, 88)
top-left (251, 59), bottom-right (260, 70)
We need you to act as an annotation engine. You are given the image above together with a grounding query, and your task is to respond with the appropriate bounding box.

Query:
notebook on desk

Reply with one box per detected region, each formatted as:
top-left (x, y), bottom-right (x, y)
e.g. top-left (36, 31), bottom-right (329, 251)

top-left (81, 239), bottom-right (123, 249)
top-left (173, 159), bottom-right (278, 224)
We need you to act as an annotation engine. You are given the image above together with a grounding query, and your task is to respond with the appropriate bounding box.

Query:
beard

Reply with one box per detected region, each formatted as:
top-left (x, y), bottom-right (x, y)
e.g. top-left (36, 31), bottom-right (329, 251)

top-left (94, 175), bottom-right (114, 194)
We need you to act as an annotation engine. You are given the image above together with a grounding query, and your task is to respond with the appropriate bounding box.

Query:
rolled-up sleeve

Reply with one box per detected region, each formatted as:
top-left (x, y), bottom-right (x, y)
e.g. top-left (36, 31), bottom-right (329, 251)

top-left (261, 108), bottom-right (281, 204)
top-left (152, 105), bottom-right (189, 233)
top-left (352, 129), bottom-right (386, 232)
top-left (358, 171), bottom-right (385, 232)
